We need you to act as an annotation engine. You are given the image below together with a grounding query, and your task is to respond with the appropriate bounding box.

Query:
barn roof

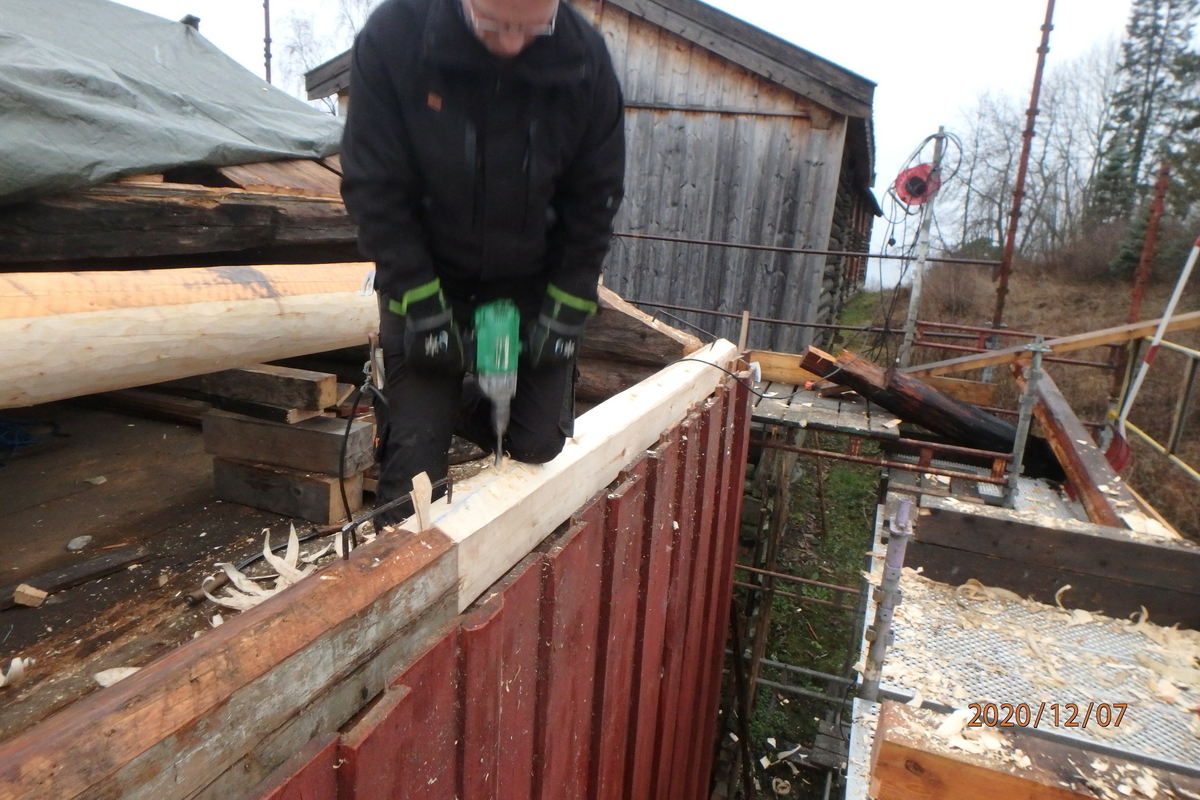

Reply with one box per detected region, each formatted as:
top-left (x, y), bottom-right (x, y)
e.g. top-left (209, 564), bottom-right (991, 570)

top-left (306, 0), bottom-right (875, 121)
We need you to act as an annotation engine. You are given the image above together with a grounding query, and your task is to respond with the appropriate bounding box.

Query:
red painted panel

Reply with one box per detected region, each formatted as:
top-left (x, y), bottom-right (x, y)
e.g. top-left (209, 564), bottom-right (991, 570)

top-left (241, 733), bottom-right (338, 800)
top-left (652, 410), bottom-right (704, 800)
top-left (693, 381), bottom-right (751, 794)
top-left (625, 429), bottom-right (681, 799)
top-left (682, 393), bottom-right (728, 800)
top-left (591, 457), bottom-right (649, 800)
top-left (534, 499), bottom-right (606, 800)
top-left (460, 554), bottom-right (543, 800)
top-left (338, 630), bottom-right (460, 800)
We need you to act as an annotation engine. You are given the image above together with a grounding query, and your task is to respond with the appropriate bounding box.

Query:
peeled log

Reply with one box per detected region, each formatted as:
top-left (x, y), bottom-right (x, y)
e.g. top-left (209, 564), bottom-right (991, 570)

top-left (1, 264), bottom-right (378, 409)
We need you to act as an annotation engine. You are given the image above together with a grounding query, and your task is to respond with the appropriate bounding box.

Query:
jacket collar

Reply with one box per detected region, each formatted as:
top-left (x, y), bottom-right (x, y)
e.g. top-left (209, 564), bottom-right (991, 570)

top-left (421, 0), bottom-right (590, 85)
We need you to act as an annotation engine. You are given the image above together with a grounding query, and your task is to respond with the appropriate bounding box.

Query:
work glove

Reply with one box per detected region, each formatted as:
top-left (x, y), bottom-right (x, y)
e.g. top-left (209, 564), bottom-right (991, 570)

top-left (524, 284), bottom-right (597, 370)
top-left (389, 279), bottom-right (467, 375)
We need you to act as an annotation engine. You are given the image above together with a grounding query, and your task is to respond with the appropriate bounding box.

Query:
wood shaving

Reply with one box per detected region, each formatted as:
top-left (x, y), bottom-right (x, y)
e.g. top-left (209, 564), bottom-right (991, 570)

top-left (94, 667), bottom-right (140, 687)
top-left (0, 657), bottom-right (33, 688)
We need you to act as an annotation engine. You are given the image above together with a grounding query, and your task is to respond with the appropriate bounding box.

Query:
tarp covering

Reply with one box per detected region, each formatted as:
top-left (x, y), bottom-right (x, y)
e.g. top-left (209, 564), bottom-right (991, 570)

top-left (0, 0), bottom-right (344, 205)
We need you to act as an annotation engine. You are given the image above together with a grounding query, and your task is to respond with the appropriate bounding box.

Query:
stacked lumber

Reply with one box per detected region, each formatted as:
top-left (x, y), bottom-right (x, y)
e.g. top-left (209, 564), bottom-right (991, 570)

top-left (199, 365), bottom-right (373, 524)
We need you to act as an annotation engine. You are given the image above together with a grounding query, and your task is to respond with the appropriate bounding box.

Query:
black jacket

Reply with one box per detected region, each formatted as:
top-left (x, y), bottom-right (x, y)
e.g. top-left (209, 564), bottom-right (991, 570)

top-left (340, 0), bottom-right (626, 306)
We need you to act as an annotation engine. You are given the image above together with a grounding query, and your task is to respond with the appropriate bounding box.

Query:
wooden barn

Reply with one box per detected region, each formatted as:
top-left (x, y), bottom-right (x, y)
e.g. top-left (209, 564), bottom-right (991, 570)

top-left (305, 0), bottom-right (879, 352)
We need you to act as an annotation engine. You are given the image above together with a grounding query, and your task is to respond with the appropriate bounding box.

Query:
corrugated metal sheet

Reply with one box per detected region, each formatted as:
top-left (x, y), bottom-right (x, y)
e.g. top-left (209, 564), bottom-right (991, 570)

top-left (594, 3), bottom-right (848, 352)
top-left (249, 378), bottom-right (751, 799)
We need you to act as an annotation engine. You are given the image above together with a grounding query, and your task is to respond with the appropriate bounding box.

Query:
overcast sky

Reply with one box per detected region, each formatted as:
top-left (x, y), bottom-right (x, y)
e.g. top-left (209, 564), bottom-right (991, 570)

top-left (114, 0), bottom-right (1133, 284)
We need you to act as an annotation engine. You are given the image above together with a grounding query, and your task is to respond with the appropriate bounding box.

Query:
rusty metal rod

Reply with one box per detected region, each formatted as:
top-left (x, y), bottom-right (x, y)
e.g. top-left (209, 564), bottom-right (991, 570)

top-left (912, 339), bottom-right (1114, 369)
top-left (732, 581), bottom-right (860, 611)
top-left (736, 564), bottom-right (861, 595)
top-left (749, 438), bottom-right (1008, 485)
top-left (917, 320), bottom-right (1055, 338)
top-left (893, 436), bottom-right (1013, 462)
top-left (633, 300), bottom-right (891, 333)
top-left (615, 231), bottom-right (1003, 266)
top-left (994, 0), bottom-right (1057, 326)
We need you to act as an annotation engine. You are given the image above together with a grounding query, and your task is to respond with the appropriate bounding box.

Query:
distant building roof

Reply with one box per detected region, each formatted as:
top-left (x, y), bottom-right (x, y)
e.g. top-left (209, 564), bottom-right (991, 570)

top-left (0, 0), bottom-right (343, 205)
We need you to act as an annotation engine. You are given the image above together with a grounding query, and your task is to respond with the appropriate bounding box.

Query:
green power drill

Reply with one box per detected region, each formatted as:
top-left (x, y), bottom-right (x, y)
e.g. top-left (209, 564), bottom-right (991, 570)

top-left (473, 300), bottom-right (521, 467)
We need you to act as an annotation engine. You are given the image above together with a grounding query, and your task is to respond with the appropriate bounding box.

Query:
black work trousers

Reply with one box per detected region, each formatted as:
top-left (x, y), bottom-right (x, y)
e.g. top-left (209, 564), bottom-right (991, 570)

top-left (374, 296), bottom-right (576, 527)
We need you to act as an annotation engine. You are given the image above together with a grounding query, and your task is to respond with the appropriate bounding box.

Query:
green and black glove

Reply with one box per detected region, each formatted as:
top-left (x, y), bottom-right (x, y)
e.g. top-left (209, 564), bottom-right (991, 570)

top-left (389, 279), bottom-right (467, 375)
top-left (524, 284), bottom-right (597, 370)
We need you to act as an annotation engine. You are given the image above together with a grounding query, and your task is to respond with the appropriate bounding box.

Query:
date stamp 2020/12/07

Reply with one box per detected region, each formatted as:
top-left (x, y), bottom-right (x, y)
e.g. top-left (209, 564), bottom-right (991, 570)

top-left (967, 702), bottom-right (1128, 729)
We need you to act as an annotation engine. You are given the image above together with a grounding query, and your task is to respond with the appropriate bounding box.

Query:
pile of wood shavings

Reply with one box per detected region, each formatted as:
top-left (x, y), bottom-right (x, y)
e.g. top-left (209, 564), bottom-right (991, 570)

top-left (857, 562), bottom-right (1200, 754)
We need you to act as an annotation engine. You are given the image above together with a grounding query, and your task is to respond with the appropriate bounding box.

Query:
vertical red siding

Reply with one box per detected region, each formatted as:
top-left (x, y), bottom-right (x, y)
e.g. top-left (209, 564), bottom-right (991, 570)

top-left (248, 379), bottom-right (749, 800)
top-left (244, 733), bottom-right (338, 800)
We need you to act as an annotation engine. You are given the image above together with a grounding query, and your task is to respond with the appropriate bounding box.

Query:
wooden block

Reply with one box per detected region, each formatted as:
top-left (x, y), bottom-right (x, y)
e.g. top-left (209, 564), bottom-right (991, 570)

top-left (748, 350), bottom-right (823, 385)
top-left (213, 458), bottom-right (363, 524)
top-left (199, 364), bottom-right (337, 411)
top-left (0, 545), bottom-right (149, 611)
top-left (202, 409), bottom-right (374, 475)
top-left (13, 584), bottom-right (47, 607)
top-left (212, 396), bottom-right (324, 425)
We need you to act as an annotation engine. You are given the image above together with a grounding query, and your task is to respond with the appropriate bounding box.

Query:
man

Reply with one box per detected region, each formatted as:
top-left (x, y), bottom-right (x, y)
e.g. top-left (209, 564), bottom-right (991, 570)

top-left (340, 0), bottom-right (625, 525)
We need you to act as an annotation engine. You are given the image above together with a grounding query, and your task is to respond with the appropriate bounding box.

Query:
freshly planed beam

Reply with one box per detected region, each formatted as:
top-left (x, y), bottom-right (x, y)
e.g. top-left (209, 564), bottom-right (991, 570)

top-left (747, 350), bottom-right (823, 386)
top-left (581, 286), bottom-right (704, 366)
top-left (0, 264), bottom-right (377, 409)
top-left (212, 458), bottom-right (364, 524)
top-left (199, 364), bottom-right (338, 411)
top-left (202, 410), bottom-right (375, 475)
top-left (906, 310), bottom-right (1200, 378)
top-left (0, 528), bottom-right (457, 800)
top-left (411, 339), bottom-right (740, 611)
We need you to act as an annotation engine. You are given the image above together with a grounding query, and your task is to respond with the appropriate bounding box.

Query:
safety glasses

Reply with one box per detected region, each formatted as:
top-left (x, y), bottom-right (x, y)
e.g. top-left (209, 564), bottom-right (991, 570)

top-left (463, 0), bottom-right (558, 39)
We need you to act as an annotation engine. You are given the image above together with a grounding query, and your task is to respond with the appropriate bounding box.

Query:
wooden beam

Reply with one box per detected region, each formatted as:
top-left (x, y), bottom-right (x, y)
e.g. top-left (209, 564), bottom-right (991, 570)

top-left (923, 376), bottom-right (996, 407)
top-left (0, 545), bottom-right (150, 611)
top-left (411, 339), bottom-right (739, 611)
top-left (0, 528), bottom-right (458, 800)
top-left (199, 364), bottom-right (338, 411)
top-left (906, 310), bottom-right (1200, 378)
top-left (212, 458), bottom-right (364, 524)
top-left (202, 410), bottom-right (374, 475)
top-left (0, 264), bottom-right (377, 409)
top-left (1015, 366), bottom-right (1129, 528)
top-left (747, 350), bottom-right (823, 386)
top-left (218, 160), bottom-right (342, 198)
top-left (582, 286), bottom-right (703, 366)
top-left (870, 702), bottom-right (1197, 800)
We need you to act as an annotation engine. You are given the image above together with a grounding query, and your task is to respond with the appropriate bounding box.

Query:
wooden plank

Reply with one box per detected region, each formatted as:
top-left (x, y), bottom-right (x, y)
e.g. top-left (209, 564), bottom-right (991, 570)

top-left (218, 160), bottom-right (342, 198)
top-left (212, 457), bottom-right (364, 524)
top-left (924, 375), bottom-right (996, 407)
top-left (906, 310), bottom-right (1200, 378)
top-left (625, 430), bottom-right (681, 799)
top-left (211, 397), bottom-right (325, 424)
top-left (340, 629), bottom-right (460, 800)
top-left (748, 349), bottom-right (823, 385)
top-left (1, 264), bottom-right (377, 410)
top-left (652, 410), bottom-right (704, 800)
top-left (239, 733), bottom-right (338, 800)
top-left (534, 499), bottom-right (606, 800)
top-left (427, 340), bottom-right (739, 612)
top-left (199, 364), bottom-right (338, 411)
top-left (460, 555), bottom-right (542, 800)
top-left (1017, 367), bottom-right (1129, 528)
top-left (872, 701), bottom-right (1102, 799)
top-left (592, 459), bottom-right (650, 800)
top-left (0, 528), bottom-right (457, 800)
top-left (916, 499), bottom-right (1200, 595)
top-left (0, 545), bottom-right (150, 611)
top-left (202, 410), bottom-right (374, 475)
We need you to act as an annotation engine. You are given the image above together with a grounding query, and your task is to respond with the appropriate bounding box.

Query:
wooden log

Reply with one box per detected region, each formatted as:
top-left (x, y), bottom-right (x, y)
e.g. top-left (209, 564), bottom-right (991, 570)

top-left (581, 286), bottom-right (703, 366)
top-left (202, 410), bottom-right (374, 475)
top-left (211, 458), bottom-right (364, 524)
top-left (0, 264), bottom-right (377, 410)
top-left (871, 701), bottom-right (1200, 800)
top-left (575, 357), bottom-right (659, 403)
top-left (0, 545), bottom-right (150, 611)
top-left (0, 528), bottom-right (458, 800)
top-left (199, 364), bottom-right (338, 411)
top-left (1015, 366), bottom-right (1130, 528)
top-left (906, 310), bottom-right (1200, 378)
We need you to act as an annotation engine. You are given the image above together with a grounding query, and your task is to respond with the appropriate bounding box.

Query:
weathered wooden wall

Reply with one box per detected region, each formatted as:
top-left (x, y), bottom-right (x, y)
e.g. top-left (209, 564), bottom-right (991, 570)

top-left (583, 2), bottom-right (849, 352)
